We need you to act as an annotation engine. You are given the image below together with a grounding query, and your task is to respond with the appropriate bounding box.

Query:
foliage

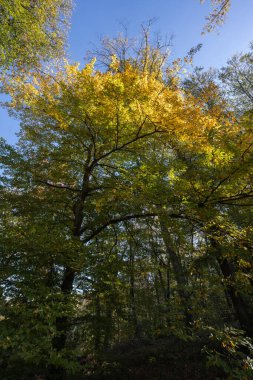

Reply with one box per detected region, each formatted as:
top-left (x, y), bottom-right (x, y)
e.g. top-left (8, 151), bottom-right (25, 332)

top-left (0, 31), bottom-right (253, 379)
top-left (201, 0), bottom-right (231, 32)
top-left (204, 327), bottom-right (253, 379)
top-left (0, 0), bottom-right (72, 71)
top-left (219, 45), bottom-right (253, 114)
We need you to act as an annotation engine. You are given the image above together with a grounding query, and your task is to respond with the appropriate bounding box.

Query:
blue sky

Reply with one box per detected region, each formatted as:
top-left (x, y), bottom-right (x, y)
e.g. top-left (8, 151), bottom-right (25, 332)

top-left (1, 0), bottom-right (253, 145)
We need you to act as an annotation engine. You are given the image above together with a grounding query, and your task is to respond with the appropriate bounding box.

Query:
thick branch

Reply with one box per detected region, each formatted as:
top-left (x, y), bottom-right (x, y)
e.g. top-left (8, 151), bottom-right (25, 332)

top-left (82, 213), bottom-right (157, 242)
top-left (36, 180), bottom-right (80, 193)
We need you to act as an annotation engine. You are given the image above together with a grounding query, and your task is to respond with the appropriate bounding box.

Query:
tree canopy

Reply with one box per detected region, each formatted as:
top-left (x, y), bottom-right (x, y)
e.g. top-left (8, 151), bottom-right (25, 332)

top-left (0, 0), bottom-right (72, 71)
top-left (0, 4), bottom-right (253, 380)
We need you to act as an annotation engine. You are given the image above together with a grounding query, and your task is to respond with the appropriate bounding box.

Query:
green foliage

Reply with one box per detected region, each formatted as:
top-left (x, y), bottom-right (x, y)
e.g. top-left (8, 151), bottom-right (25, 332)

top-left (0, 32), bottom-right (253, 378)
top-left (0, 0), bottom-right (72, 71)
top-left (204, 327), bottom-right (253, 379)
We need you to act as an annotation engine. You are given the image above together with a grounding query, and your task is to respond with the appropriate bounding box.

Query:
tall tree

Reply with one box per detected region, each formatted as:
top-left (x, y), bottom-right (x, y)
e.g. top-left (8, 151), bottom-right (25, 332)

top-left (1, 40), bottom-right (253, 379)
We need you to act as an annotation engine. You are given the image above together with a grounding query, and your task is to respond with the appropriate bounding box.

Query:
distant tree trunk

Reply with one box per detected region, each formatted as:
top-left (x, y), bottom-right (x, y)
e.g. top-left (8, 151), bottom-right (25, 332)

top-left (165, 267), bottom-right (171, 328)
top-left (129, 245), bottom-right (140, 338)
top-left (152, 247), bottom-right (170, 305)
top-left (154, 273), bottom-right (161, 306)
top-left (103, 300), bottom-right (113, 350)
top-left (154, 252), bottom-right (170, 328)
top-left (166, 268), bottom-right (170, 302)
top-left (211, 239), bottom-right (253, 337)
top-left (94, 294), bottom-right (101, 352)
top-left (214, 260), bottom-right (236, 322)
top-left (159, 215), bottom-right (192, 326)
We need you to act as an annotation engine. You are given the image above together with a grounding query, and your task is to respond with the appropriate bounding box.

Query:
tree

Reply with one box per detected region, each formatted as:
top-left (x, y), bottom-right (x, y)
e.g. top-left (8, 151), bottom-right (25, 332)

top-left (219, 45), bottom-right (253, 114)
top-left (201, 0), bottom-right (231, 32)
top-left (0, 0), bottom-right (72, 71)
top-left (1, 39), bottom-right (253, 379)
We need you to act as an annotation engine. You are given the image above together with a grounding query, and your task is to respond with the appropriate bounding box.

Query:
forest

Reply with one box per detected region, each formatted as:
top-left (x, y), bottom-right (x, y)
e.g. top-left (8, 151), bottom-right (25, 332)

top-left (0, 1), bottom-right (253, 379)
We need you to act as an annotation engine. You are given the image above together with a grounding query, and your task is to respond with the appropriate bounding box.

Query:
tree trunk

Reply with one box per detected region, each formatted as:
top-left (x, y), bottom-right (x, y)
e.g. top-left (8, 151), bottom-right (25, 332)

top-left (159, 215), bottom-right (192, 326)
top-left (211, 239), bottom-right (253, 337)
top-left (52, 158), bottom-right (94, 356)
top-left (129, 246), bottom-right (140, 338)
top-left (94, 294), bottom-right (101, 352)
top-left (53, 267), bottom-right (76, 352)
top-left (103, 301), bottom-right (113, 350)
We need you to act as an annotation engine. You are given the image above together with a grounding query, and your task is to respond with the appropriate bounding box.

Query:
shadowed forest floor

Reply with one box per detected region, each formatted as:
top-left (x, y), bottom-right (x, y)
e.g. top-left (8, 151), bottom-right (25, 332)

top-left (1, 335), bottom-right (229, 379)
top-left (83, 336), bottom-right (224, 380)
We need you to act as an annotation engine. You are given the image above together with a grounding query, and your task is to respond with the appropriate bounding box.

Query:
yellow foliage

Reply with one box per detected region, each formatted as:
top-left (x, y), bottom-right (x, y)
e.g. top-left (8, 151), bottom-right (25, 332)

top-left (6, 58), bottom-right (241, 164)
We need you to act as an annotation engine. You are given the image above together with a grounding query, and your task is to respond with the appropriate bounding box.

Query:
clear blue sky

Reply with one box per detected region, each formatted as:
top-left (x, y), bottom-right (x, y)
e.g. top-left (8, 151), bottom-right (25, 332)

top-left (1, 0), bottom-right (253, 145)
